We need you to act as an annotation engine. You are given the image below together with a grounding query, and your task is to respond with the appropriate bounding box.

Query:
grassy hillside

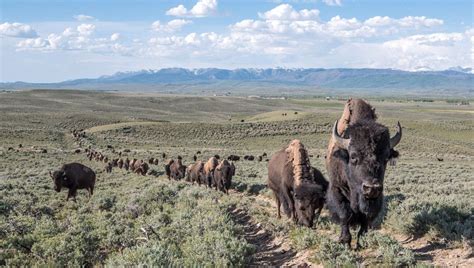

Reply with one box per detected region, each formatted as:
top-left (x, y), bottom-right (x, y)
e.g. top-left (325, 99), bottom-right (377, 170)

top-left (0, 90), bottom-right (472, 266)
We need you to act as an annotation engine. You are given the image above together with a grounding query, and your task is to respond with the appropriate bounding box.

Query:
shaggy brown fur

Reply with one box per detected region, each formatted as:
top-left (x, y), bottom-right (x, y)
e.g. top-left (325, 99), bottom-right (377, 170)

top-left (204, 157), bottom-right (219, 188)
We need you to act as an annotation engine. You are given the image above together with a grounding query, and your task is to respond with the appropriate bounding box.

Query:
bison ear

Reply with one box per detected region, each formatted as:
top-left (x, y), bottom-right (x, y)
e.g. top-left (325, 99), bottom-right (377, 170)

top-left (333, 148), bottom-right (349, 163)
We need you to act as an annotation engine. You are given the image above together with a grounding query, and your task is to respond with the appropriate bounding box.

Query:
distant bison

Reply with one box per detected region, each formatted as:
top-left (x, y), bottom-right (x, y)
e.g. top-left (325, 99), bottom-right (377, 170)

top-left (105, 162), bottom-right (113, 173)
top-left (165, 159), bottom-right (186, 180)
top-left (133, 160), bottom-right (149, 176)
top-left (148, 157), bottom-right (155, 164)
top-left (268, 140), bottom-right (327, 227)
top-left (213, 160), bottom-right (235, 194)
top-left (244, 155), bottom-right (255, 161)
top-left (227, 155), bottom-right (240, 161)
top-left (117, 158), bottom-right (124, 169)
top-left (49, 162), bottom-right (96, 202)
top-left (153, 158), bottom-right (159, 165)
top-left (204, 157), bottom-right (219, 187)
top-left (186, 161), bottom-right (205, 185)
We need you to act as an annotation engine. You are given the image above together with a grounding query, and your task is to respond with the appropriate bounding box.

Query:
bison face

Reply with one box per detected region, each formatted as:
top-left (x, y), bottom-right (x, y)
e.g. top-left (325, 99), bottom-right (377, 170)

top-left (332, 120), bottom-right (401, 200)
top-left (50, 170), bottom-right (66, 192)
top-left (294, 183), bottom-right (325, 228)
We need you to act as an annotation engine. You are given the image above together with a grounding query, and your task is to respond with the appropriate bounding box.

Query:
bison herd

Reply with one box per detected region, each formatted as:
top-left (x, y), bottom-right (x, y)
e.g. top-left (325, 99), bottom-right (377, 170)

top-left (49, 98), bottom-right (402, 249)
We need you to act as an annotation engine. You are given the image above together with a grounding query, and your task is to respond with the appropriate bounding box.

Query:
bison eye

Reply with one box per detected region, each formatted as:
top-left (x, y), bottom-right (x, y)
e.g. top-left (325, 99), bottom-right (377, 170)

top-left (350, 154), bottom-right (358, 165)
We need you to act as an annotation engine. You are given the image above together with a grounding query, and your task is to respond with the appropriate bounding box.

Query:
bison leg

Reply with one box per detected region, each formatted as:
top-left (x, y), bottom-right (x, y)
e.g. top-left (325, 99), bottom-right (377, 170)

top-left (282, 188), bottom-right (296, 223)
top-left (88, 187), bottom-right (93, 198)
top-left (328, 188), bottom-right (353, 247)
top-left (273, 191), bottom-right (281, 219)
top-left (356, 216), bottom-right (368, 250)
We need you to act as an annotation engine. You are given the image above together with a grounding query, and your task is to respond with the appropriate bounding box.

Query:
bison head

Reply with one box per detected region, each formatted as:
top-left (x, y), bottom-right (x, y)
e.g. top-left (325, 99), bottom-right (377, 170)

top-left (332, 119), bottom-right (401, 201)
top-left (49, 170), bottom-right (66, 192)
top-left (294, 183), bottom-right (326, 228)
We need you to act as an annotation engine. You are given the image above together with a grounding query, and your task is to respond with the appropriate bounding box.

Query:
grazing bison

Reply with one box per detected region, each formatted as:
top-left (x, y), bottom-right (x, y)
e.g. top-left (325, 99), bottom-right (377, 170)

top-left (268, 140), bottom-right (327, 227)
top-left (227, 155), bottom-right (240, 161)
top-left (162, 152), bottom-right (166, 159)
top-left (214, 154), bottom-right (220, 160)
top-left (257, 155), bottom-right (263, 162)
top-left (245, 155), bottom-right (255, 161)
top-left (186, 161), bottom-right (205, 185)
top-left (204, 157), bottom-right (219, 187)
top-left (49, 163), bottom-right (96, 202)
top-left (193, 155), bottom-right (197, 162)
top-left (213, 160), bottom-right (235, 194)
top-left (133, 160), bottom-right (149, 176)
top-left (326, 98), bottom-right (402, 248)
top-left (165, 159), bottom-right (186, 180)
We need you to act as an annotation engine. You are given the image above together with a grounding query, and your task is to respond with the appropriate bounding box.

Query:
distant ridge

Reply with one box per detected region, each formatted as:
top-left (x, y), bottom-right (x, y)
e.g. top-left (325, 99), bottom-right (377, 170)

top-left (1, 68), bottom-right (473, 97)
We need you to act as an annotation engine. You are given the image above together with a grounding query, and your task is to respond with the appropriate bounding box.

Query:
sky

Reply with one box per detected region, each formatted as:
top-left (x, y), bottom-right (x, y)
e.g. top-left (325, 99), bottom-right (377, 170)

top-left (0, 0), bottom-right (472, 82)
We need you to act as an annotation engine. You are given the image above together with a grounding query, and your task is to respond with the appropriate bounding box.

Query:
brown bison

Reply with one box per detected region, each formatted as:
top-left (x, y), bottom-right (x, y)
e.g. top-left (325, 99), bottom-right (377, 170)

top-left (268, 139), bottom-right (328, 227)
top-left (49, 162), bottom-right (96, 202)
top-left (326, 98), bottom-right (402, 248)
top-left (213, 160), bottom-right (235, 194)
top-left (186, 161), bottom-right (205, 185)
top-left (148, 157), bottom-right (155, 164)
top-left (153, 158), bottom-right (159, 165)
top-left (133, 160), bottom-right (149, 176)
top-left (165, 159), bottom-right (186, 180)
top-left (204, 157), bottom-right (219, 187)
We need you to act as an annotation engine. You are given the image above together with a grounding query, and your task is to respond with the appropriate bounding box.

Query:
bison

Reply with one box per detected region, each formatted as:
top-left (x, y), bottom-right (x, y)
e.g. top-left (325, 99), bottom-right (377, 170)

top-left (268, 139), bottom-right (327, 227)
top-left (133, 160), bottom-right (149, 176)
top-left (153, 158), bottom-right (159, 165)
top-left (204, 157), bottom-right (219, 188)
top-left (165, 159), bottom-right (186, 180)
top-left (117, 158), bottom-right (124, 169)
top-left (227, 155), bottom-right (240, 161)
top-left (213, 160), bottom-right (235, 194)
top-left (186, 161), bottom-right (205, 185)
top-left (326, 98), bottom-right (402, 248)
top-left (148, 157), bottom-right (155, 164)
top-left (105, 162), bottom-right (113, 173)
top-left (49, 163), bottom-right (96, 202)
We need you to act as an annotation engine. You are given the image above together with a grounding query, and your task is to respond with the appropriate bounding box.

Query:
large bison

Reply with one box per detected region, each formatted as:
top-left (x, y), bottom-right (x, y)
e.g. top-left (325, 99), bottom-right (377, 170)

top-left (49, 163), bottom-right (96, 202)
top-left (268, 140), bottom-right (328, 227)
top-left (326, 98), bottom-right (402, 248)
top-left (165, 159), bottom-right (186, 180)
top-left (186, 161), bottom-right (205, 185)
top-left (213, 160), bottom-right (235, 194)
top-left (204, 157), bottom-right (219, 188)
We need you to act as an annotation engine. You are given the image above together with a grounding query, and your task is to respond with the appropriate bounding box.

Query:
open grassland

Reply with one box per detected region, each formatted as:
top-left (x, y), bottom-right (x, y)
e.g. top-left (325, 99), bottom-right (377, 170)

top-left (0, 90), bottom-right (473, 266)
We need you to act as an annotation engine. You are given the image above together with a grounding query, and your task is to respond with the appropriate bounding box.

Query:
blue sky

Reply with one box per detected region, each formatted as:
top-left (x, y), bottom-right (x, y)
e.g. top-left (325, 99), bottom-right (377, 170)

top-left (1, 0), bottom-right (472, 82)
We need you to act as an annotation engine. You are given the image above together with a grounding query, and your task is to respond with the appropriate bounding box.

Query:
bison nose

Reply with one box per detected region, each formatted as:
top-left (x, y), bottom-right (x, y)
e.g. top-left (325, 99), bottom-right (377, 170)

top-left (362, 183), bottom-right (382, 198)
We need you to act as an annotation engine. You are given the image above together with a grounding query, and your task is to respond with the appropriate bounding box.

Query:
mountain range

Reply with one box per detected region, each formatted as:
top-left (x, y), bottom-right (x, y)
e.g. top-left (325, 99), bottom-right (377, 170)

top-left (1, 68), bottom-right (472, 97)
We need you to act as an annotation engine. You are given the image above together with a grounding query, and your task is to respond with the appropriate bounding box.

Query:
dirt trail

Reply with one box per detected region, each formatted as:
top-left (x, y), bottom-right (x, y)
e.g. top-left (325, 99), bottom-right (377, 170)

top-left (230, 206), bottom-right (314, 267)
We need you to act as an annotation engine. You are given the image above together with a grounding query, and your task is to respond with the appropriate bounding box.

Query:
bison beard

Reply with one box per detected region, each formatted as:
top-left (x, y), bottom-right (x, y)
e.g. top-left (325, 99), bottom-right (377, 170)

top-left (326, 98), bottom-right (402, 249)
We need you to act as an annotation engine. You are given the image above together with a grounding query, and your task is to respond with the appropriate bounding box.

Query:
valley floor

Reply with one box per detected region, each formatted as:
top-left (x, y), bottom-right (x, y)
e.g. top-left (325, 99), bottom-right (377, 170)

top-left (0, 90), bottom-right (473, 266)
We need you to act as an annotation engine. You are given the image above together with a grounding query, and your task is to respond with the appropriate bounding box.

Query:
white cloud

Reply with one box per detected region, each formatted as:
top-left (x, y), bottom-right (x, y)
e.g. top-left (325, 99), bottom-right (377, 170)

top-left (77, 24), bottom-right (95, 36)
top-left (73, 14), bottom-right (95, 21)
top-left (110, 33), bottom-right (120, 41)
top-left (258, 4), bottom-right (319, 20)
top-left (322, 0), bottom-right (342, 6)
top-left (0, 22), bottom-right (38, 38)
top-left (166, 0), bottom-right (217, 18)
top-left (152, 19), bottom-right (192, 32)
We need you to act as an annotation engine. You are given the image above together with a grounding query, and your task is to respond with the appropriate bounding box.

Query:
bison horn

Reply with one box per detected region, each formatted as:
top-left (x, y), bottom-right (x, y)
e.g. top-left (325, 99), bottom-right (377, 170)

top-left (332, 120), bottom-right (350, 149)
top-left (390, 121), bottom-right (402, 149)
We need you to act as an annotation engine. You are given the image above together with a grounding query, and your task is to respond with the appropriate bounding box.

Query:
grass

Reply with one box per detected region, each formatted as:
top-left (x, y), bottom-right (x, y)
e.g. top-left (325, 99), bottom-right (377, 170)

top-left (0, 89), bottom-right (472, 266)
